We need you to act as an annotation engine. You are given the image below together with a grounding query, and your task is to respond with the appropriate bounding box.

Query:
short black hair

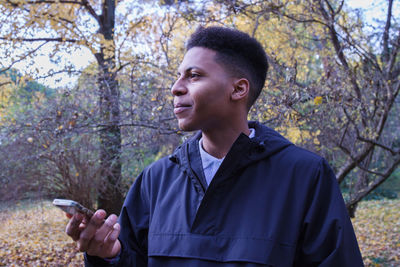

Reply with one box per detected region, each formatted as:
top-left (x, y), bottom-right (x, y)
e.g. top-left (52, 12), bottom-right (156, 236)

top-left (186, 26), bottom-right (268, 110)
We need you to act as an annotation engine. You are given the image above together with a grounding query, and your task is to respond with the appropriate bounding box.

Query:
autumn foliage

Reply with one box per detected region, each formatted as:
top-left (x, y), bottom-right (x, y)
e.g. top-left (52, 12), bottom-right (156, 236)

top-left (0, 201), bottom-right (83, 266)
top-left (353, 200), bottom-right (400, 266)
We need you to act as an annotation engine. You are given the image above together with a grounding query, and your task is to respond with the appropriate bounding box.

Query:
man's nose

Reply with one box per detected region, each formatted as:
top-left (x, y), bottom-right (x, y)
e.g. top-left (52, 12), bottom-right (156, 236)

top-left (171, 78), bottom-right (187, 96)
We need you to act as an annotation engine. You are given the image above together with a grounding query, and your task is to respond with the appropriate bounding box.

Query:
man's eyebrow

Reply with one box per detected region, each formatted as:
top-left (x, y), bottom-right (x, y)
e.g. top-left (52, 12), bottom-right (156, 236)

top-left (177, 66), bottom-right (200, 75)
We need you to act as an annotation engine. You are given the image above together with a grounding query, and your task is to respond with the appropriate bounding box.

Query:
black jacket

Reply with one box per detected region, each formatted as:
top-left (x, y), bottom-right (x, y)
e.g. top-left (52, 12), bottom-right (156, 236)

top-left (86, 121), bottom-right (364, 266)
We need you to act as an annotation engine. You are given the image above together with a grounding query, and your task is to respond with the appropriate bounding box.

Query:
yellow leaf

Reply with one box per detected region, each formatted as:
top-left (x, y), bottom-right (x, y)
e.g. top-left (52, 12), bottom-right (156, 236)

top-left (313, 137), bottom-right (320, 145)
top-left (314, 96), bottom-right (323, 105)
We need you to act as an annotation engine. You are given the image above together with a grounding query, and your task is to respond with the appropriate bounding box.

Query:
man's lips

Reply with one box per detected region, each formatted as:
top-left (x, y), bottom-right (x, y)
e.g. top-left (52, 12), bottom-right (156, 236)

top-left (174, 103), bottom-right (192, 114)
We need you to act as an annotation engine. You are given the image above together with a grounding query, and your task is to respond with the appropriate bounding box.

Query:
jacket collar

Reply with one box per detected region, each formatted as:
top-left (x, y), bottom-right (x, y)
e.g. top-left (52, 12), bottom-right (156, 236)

top-left (169, 121), bottom-right (292, 175)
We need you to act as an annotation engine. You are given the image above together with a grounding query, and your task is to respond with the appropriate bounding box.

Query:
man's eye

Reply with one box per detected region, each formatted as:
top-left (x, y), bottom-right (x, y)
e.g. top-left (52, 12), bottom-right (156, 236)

top-left (190, 73), bottom-right (200, 79)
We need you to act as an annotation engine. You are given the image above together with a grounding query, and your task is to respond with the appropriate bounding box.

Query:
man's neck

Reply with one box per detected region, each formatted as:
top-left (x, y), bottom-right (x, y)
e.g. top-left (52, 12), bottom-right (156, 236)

top-left (201, 123), bottom-right (250, 159)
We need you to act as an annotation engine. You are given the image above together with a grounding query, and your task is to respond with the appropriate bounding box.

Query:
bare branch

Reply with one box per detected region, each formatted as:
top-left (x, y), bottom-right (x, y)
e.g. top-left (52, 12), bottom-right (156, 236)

top-left (0, 37), bottom-right (78, 43)
top-left (251, 13), bottom-right (262, 37)
top-left (34, 69), bottom-right (83, 80)
top-left (0, 81), bottom-right (12, 87)
top-left (336, 143), bottom-right (374, 183)
top-left (346, 155), bottom-right (400, 209)
top-left (356, 164), bottom-right (385, 177)
top-left (357, 136), bottom-right (398, 156)
top-left (25, 0), bottom-right (83, 4)
top-left (81, 0), bottom-right (100, 23)
top-left (336, 0), bottom-right (344, 16)
top-left (322, 0), bottom-right (335, 17)
top-left (339, 121), bottom-right (349, 147)
top-left (318, 0), bottom-right (348, 68)
top-left (0, 41), bottom-right (48, 74)
top-left (382, 0), bottom-right (393, 63)
top-left (271, 7), bottom-right (327, 26)
top-left (387, 27), bottom-right (400, 74)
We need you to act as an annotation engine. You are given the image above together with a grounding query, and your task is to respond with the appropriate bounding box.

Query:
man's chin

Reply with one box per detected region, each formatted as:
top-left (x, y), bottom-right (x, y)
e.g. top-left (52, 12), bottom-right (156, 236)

top-left (178, 121), bottom-right (197, 132)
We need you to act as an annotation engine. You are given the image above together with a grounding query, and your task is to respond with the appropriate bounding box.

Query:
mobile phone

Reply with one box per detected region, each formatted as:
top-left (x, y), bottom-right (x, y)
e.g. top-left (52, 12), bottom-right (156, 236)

top-left (53, 199), bottom-right (94, 218)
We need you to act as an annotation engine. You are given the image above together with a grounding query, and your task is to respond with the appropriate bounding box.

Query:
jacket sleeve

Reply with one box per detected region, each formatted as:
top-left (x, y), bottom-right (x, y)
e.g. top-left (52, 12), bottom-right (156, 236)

top-left (85, 172), bottom-right (149, 267)
top-left (294, 159), bottom-right (364, 267)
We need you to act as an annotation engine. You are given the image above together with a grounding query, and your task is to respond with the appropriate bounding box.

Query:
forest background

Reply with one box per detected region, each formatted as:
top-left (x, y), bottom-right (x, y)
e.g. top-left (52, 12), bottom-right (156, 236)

top-left (0, 0), bottom-right (399, 265)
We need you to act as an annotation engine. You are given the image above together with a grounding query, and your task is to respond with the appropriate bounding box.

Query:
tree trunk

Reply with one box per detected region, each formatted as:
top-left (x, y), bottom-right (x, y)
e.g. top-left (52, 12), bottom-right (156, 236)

top-left (346, 151), bottom-right (373, 217)
top-left (97, 65), bottom-right (123, 215)
top-left (346, 203), bottom-right (358, 218)
top-left (95, 0), bottom-right (123, 215)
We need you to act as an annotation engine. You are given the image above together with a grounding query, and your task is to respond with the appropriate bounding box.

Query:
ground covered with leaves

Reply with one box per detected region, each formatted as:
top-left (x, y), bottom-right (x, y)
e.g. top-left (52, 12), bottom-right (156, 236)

top-left (0, 199), bottom-right (399, 266)
top-left (0, 201), bottom-right (82, 266)
top-left (353, 200), bottom-right (400, 266)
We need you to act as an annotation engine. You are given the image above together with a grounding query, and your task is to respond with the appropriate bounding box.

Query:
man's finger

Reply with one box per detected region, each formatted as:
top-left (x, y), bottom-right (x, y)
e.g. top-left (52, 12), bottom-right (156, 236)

top-left (103, 223), bottom-right (121, 258)
top-left (106, 222), bottom-right (120, 243)
top-left (77, 210), bottom-right (106, 252)
top-left (66, 213), bottom-right (84, 241)
top-left (86, 214), bottom-right (119, 257)
top-left (92, 214), bottom-right (118, 245)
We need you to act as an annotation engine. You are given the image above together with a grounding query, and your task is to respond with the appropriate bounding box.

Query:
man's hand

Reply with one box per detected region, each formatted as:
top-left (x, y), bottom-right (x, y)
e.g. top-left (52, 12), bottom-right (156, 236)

top-left (65, 210), bottom-right (121, 259)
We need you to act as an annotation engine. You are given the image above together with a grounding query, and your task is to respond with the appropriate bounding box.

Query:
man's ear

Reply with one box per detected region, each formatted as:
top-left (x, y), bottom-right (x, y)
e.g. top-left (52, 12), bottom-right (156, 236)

top-left (231, 78), bottom-right (250, 101)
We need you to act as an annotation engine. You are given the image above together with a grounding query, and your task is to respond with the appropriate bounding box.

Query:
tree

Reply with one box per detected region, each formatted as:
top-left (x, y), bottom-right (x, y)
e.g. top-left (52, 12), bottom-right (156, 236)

top-left (284, 0), bottom-right (399, 216)
top-left (222, 0), bottom-right (400, 216)
top-left (0, 0), bottom-right (156, 213)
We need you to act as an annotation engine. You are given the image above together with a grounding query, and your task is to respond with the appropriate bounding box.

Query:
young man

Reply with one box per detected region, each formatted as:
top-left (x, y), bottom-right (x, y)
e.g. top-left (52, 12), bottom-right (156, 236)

top-left (66, 26), bottom-right (364, 266)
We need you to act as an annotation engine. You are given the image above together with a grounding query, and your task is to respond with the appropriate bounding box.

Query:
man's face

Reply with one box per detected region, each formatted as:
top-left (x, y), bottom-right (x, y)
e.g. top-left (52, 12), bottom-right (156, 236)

top-left (171, 47), bottom-right (235, 132)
